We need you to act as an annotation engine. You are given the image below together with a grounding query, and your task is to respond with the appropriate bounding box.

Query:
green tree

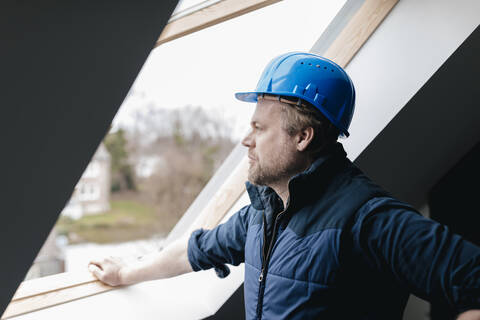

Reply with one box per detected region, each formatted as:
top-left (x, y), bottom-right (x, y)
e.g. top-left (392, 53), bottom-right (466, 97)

top-left (104, 129), bottom-right (136, 192)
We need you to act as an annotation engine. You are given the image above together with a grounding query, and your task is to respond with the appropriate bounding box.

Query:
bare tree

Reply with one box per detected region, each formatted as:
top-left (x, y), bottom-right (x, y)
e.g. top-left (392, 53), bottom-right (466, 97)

top-left (123, 105), bottom-right (236, 233)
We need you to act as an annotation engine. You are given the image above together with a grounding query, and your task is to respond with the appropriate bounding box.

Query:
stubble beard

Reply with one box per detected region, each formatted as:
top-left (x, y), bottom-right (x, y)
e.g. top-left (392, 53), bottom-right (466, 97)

top-left (248, 162), bottom-right (274, 186)
top-left (248, 153), bottom-right (298, 187)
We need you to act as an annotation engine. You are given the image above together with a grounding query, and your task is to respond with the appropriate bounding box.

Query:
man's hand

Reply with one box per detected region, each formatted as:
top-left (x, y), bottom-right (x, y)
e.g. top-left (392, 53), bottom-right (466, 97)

top-left (87, 236), bottom-right (193, 287)
top-left (88, 256), bottom-right (128, 286)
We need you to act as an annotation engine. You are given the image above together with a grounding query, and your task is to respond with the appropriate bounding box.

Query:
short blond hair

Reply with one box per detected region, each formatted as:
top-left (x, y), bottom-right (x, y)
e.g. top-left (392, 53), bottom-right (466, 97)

top-left (260, 94), bottom-right (339, 158)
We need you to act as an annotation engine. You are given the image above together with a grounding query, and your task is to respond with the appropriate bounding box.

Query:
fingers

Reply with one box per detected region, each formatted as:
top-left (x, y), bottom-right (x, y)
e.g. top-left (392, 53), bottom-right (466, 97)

top-left (88, 260), bottom-right (103, 270)
top-left (88, 263), bottom-right (104, 280)
top-left (87, 256), bottom-right (125, 286)
top-left (89, 255), bottom-right (115, 267)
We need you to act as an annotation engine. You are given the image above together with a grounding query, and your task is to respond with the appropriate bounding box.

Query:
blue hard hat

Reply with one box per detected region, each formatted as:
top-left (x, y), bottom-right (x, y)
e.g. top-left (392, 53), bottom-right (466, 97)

top-left (235, 52), bottom-right (355, 137)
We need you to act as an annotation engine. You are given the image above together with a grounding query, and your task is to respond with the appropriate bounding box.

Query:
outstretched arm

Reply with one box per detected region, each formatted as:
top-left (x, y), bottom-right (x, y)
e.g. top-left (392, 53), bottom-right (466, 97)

top-left (89, 204), bottom-right (251, 286)
top-left (353, 197), bottom-right (480, 317)
top-left (88, 235), bottom-right (192, 286)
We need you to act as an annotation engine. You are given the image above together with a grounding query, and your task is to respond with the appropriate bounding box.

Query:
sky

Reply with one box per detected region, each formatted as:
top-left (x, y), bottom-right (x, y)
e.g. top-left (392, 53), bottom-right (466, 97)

top-left (112, 0), bottom-right (346, 141)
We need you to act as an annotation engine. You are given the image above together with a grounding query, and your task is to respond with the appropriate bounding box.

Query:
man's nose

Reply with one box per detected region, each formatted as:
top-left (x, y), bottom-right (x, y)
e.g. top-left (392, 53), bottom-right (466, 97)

top-left (241, 130), bottom-right (254, 148)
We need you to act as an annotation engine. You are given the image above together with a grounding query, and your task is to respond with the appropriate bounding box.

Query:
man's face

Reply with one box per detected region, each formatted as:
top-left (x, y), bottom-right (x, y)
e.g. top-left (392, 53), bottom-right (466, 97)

top-left (241, 98), bottom-right (300, 186)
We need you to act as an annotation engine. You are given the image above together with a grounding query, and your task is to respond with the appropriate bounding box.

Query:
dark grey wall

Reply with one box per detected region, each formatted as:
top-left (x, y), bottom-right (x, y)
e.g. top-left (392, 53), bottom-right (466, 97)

top-left (0, 0), bottom-right (178, 316)
top-left (428, 142), bottom-right (480, 320)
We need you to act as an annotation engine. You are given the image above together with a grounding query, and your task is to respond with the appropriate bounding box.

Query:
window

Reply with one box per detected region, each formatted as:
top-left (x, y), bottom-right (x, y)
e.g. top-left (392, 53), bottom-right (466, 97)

top-left (27, 0), bottom-right (346, 281)
top-left (78, 182), bottom-right (100, 202)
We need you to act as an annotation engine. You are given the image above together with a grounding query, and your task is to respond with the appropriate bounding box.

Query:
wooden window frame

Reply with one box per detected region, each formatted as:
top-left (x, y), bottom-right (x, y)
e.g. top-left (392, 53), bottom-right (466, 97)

top-left (155, 0), bottom-right (284, 47)
top-left (1, 0), bottom-right (398, 318)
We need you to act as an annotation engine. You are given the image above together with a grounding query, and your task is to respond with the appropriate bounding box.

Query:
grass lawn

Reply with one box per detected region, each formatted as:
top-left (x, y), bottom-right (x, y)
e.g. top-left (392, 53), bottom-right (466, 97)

top-left (56, 200), bottom-right (166, 244)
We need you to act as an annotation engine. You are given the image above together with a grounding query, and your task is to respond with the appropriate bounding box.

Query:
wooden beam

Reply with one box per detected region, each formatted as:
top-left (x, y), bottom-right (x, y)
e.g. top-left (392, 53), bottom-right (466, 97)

top-left (155, 0), bottom-right (283, 47)
top-left (10, 272), bottom-right (97, 302)
top-left (323, 0), bottom-right (399, 67)
top-left (2, 278), bottom-right (115, 319)
top-left (1, 0), bottom-right (399, 318)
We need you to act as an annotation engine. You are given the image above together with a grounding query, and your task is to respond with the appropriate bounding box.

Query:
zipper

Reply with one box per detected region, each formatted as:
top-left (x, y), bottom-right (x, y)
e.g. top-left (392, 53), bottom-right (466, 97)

top-left (259, 213), bottom-right (268, 281)
top-left (256, 198), bottom-right (290, 319)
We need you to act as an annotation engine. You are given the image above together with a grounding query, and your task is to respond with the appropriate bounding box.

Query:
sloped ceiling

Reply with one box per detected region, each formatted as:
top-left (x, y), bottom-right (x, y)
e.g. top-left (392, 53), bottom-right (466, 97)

top-left (0, 0), bottom-right (179, 315)
top-left (355, 26), bottom-right (480, 208)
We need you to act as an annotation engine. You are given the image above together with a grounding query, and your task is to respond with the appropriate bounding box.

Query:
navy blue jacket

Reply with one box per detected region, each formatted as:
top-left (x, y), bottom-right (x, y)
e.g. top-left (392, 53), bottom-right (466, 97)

top-left (188, 143), bottom-right (480, 319)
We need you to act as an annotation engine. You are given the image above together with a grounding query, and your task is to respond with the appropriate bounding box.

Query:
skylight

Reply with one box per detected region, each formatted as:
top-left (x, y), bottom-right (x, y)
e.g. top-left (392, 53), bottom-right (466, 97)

top-left (27, 0), bottom-right (346, 281)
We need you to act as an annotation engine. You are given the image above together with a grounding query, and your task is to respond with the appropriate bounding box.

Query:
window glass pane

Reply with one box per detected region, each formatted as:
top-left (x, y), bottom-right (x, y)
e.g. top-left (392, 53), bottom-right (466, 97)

top-left (26, 0), bottom-right (346, 280)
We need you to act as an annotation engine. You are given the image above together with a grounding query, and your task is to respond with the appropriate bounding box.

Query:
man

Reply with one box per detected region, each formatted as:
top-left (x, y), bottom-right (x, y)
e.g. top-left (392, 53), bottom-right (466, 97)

top-left (89, 52), bottom-right (480, 319)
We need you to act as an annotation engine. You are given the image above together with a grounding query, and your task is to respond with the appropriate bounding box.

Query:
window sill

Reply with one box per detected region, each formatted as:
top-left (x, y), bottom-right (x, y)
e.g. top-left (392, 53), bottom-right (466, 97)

top-left (2, 271), bottom-right (115, 319)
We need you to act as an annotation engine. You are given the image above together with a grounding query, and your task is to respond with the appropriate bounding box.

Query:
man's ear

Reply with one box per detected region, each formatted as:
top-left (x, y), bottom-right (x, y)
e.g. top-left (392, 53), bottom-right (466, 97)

top-left (296, 127), bottom-right (314, 152)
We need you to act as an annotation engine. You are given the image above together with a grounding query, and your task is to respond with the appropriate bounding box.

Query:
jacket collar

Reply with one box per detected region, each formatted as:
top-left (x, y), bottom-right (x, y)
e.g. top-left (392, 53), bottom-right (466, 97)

top-left (246, 142), bottom-right (348, 211)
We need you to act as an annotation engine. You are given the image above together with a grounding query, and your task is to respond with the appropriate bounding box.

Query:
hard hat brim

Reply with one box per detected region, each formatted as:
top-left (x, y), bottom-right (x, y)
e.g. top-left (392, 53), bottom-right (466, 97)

top-left (235, 92), bottom-right (258, 103)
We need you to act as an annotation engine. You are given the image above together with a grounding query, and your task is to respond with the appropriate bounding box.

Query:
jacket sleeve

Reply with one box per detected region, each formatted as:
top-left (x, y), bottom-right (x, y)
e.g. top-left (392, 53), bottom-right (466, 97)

top-left (352, 197), bottom-right (480, 314)
top-left (187, 205), bottom-right (251, 278)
